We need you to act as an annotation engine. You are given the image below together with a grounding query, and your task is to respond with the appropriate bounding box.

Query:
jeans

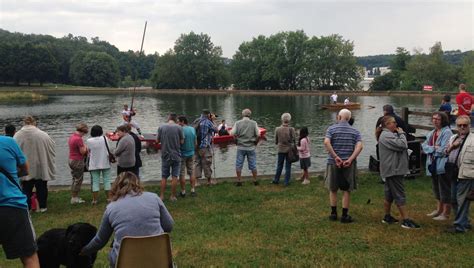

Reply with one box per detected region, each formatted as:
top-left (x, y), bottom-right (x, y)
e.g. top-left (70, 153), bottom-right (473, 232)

top-left (273, 152), bottom-right (292, 185)
top-left (453, 179), bottom-right (473, 232)
top-left (236, 149), bottom-right (257, 171)
top-left (22, 179), bottom-right (48, 209)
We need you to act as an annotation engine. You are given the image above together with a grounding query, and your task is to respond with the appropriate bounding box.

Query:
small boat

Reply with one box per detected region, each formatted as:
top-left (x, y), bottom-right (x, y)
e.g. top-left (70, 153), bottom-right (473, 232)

top-left (106, 127), bottom-right (267, 150)
top-left (321, 102), bottom-right (361, 110)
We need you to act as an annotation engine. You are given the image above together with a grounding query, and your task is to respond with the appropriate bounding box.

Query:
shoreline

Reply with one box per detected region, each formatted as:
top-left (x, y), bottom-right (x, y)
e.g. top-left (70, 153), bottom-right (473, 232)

top-left (0, 86), bottom-right (455, 97)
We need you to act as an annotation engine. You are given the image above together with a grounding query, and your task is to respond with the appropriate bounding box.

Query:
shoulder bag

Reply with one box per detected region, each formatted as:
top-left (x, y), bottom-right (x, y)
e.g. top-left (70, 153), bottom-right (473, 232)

top-left (288, 128), bottom-right (299, 163)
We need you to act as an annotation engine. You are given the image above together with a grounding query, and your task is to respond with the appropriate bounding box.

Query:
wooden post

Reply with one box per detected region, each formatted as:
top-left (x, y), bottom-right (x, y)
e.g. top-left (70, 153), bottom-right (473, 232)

top-left (401, 107), bottom-right (409, 124)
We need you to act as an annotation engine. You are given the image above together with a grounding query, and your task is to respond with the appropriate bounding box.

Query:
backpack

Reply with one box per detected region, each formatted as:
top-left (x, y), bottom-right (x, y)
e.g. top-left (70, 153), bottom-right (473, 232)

top-left (193, 118), bottom-right (202, 147)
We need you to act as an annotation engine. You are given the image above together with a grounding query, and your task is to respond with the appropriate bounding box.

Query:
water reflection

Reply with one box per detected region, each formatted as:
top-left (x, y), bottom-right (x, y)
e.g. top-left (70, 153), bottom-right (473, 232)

top-left (0, 93), bottom-right (449, 185)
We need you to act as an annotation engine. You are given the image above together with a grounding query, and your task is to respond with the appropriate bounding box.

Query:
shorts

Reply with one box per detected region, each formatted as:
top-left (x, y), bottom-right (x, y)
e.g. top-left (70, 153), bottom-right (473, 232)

top-left (0, 206), bottom-right (37, 259)
top-left (194, 147), bottom-right (212, 179)
top-left (180, 156), bottom-right (194, 178)
top-left (90, 169), bottom-right (112, 192)
top-left (69, 159), bottom-right (85, 194)
top-left (162, 158), bottom-right (181, 179)
top-left (300, 157), bottom-right (311, 170)
top-left (384, 175), bottom-right (406, 206)
top-left (236, 149), bottom-right (257, 171)
top-left (324, 162), bottom-right (357, 192)
top-left (432, 173), bottom-right (451, 203)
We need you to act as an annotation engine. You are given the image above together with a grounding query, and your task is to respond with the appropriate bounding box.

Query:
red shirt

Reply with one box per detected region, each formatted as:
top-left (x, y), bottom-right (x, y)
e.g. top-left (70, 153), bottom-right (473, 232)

top-left (456, 92), bottom-right (473, 116)
top-left (68, 132), bottom-right (85, 160)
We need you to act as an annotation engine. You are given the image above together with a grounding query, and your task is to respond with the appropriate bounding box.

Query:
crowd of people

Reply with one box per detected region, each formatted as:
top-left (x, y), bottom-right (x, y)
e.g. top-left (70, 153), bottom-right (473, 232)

top-left (0, 84), bottom-right (472, 267)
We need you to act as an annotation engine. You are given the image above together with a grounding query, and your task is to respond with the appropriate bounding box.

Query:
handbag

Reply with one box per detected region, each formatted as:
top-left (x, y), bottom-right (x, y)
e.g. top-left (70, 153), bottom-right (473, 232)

top-left (288, 128), bottom-right (299, 163)
top-left (104, 136), bottom-right (116, 163)
top-left (83, 156), bottom-right (89, 172)
top-left (444, 134), bottom-right (468, 181)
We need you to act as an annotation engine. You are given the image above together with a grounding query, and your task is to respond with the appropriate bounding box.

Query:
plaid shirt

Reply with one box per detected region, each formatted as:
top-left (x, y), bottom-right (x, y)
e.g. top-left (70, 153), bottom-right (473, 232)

top-left (199, 116), bottom-right (216, 148)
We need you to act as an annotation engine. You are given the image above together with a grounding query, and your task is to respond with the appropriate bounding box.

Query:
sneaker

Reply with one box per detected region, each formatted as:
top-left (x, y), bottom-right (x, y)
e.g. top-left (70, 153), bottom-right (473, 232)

top-left (169, 196), bottom-right (177, 202)
top-left (329, 214), bottom-right (338, 221)
top-left (271, 180), bottom-right (279, 185)
top-left (401, 219), bottom-right (421, 229)
top-left (382, 215), bottom-right (399, 224)
top-left (70, 197), bottom-right (85, 204)
top-left (191, 191), bottom-right (197, 197)
top-left (433, 214), bottom-right (448, 221)
top-left (302, 179), bottom-right (310, 185)
top-left (445, 226), bottom-right (465, 234)
top-left (296, 177), bottom-right (303, 181)
top-left (426, 210), bottom-right (441, 217)
top-left (235, 182), bottom-right (243, 187)
top-left (179, 192), bottom-right (186, 198)
top-left (210, 179), bottom-right (217, 185)
top-left (340, 215), bottom-right (354, 223)
top-left (253, 181), bottom-right (259, 186)
top-left (36, 208), bottom-right (47, 213)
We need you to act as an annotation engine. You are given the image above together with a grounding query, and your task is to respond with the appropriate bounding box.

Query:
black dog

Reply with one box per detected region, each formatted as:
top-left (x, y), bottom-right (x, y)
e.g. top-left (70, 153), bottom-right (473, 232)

top-left (37, 222), bottom-right (97, 268)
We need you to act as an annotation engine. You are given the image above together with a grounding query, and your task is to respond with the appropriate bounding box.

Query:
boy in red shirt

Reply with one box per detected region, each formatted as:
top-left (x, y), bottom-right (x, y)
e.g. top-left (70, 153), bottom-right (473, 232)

top-left (456, 84), bottom-right (472, 116)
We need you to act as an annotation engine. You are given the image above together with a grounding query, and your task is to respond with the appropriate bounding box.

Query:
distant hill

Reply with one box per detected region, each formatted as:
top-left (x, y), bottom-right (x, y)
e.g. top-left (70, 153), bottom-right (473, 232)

top-left (356, 50), bottom-right (472, 69)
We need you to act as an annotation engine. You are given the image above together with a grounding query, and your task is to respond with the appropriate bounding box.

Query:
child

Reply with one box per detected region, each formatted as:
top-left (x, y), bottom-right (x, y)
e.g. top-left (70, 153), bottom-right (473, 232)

top-left (297, 127), bottom-right (311, 185)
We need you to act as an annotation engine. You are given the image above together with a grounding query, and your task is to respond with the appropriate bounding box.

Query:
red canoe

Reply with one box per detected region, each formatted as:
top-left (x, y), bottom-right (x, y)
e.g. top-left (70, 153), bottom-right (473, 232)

top-left (106, 127), bottom-right (267, 150)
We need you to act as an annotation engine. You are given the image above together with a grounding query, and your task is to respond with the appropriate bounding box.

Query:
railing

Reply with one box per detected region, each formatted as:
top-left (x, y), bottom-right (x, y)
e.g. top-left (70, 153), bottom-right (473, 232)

top-left (400, 107), bottom-right (458, 134)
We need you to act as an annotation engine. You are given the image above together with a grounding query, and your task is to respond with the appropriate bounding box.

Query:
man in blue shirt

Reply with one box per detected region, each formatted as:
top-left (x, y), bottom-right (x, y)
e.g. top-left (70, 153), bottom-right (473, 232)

top-left (177, 116), bottom-right (197, 197)
top-left (193, 110), bottom-right (217, 186)
top-left (0, 136), bottom-right (39, 267)
top-left (323, 109), bottom-right (363, 224)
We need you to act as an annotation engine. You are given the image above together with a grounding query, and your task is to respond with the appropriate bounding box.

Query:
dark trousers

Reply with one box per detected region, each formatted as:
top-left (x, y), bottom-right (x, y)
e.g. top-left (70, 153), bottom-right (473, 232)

top-left (21, 179), bottom-right (48, 209)
top-left (117, 166), bottom-right (139, 177)
top-left (274, 152), bottom-right (292, 185)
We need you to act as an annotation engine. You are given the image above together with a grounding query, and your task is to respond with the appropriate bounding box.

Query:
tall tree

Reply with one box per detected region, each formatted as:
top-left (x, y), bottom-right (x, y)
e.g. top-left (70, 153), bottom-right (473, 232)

top-left (69, 51), bottom-right (120, 87)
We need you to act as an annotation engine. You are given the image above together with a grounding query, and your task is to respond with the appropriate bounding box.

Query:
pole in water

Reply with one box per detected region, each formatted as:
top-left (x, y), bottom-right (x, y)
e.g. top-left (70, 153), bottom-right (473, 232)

top-left (129, 21), bottom-right (148, 121)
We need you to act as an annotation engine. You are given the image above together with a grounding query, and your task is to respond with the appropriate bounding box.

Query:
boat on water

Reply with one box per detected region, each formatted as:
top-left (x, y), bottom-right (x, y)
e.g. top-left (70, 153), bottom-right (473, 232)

top-left (321, 102), bottom-right (361, 110)
top-left (106, 127), bottom-right (267, 150)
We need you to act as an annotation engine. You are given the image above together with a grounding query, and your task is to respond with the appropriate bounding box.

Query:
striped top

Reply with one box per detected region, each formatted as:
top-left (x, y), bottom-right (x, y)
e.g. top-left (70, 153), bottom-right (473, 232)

top-left (325, 121), bottom-right (362, 164)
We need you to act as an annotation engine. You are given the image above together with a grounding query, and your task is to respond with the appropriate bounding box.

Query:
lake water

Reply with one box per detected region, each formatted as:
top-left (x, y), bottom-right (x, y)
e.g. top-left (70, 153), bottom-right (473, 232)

top-left (0, 93), bottom-right (446, 185)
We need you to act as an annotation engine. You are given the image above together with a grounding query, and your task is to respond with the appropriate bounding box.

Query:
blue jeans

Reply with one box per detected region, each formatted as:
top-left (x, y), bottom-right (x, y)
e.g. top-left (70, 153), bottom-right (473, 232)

top-left (453, 179), bottom-right (473, 232)
top-left (236, 149), bottom-right (257, 171)
top-left (273, 153), bottom-right (292, 185)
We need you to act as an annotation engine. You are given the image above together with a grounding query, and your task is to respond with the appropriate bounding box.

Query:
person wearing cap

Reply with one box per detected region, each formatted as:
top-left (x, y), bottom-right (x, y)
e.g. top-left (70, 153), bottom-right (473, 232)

top-left (68, 122), bottom-right (89, 205)
top-left (193, 109), bottom-right (217, 186)
top-left (14, 116), bottom-right (56, 212)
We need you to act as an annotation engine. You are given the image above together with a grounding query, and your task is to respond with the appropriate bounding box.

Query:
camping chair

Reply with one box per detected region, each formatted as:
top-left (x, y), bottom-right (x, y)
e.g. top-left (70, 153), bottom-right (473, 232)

top-left (115, 233), bottom-right (173, 268)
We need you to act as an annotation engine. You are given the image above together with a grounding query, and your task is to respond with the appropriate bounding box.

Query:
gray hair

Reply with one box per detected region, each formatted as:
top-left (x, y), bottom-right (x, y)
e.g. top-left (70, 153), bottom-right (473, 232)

top-left (242, 108), bottom-right (252, 117)
top-left (456, 115), bottom-right (471, 124)
top-left (338, 109), bottom-right (352, 121)
top-left (281, 113), bottom-right (292, 123)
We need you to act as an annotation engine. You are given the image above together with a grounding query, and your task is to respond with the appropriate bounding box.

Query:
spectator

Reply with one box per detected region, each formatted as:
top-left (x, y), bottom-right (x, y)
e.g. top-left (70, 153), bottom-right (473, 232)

top-left (5, 124), bottom-right (16, 137)
top-left (114, 125), bottom-right (136, 176)
top-left (0, 135), bottom-right (40, 268)
top-left (128, 127), bottom-right (142, 177)
top-left (81, 172), bottom-right (174, 268)
top-left (323, 109), bottom-right (363, 223)
top-left (439, 95), bottom-right (452, 116)
top-left (193, 109), bottom-right (217, 186)
top-left (296, 127), bottom-right (311, 185)
top-left (177, 116), bottom-right (197, 197)
top-left (68, 123), bottom-right (88, 205)
top-left (445, 115), bottom-right (472, 233)
top-left (157, 113), bottom-right (184, 201)
top-left (455, 84), bottom-right (472, 117)
top-left (375, 104), bottom-right (414, 137)
top-left (86, 125), bottom-right (112, 205)
top-left (231, 108), bottom-right (260, 186)
top-left (271, 113), bottom-right (295, 186)
top-left (377, 116), bottom-right (420, 229)
top-left (422, 112), bottom-right (453, 221)
top-left (14, 116), bottom-right (55, 212)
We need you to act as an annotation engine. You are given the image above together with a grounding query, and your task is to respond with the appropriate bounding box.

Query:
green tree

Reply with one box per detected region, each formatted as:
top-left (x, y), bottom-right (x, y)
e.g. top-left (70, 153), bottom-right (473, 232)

top-left (460, 51), bottom-right (474, 88)
top-left (390, 47), bottom-right (411, 71)
top-left (69, 51), bottom-right (120, 87)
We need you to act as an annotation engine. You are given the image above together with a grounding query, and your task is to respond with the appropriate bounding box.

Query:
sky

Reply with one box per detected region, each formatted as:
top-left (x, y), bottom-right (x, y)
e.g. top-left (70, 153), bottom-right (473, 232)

top-left (0, 0), bottom-right (472, 58)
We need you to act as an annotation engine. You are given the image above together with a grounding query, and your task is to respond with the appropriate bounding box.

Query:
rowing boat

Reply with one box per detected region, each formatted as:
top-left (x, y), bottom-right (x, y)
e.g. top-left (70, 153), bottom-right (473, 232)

top-left (321, 103), bottom-right (361, 110)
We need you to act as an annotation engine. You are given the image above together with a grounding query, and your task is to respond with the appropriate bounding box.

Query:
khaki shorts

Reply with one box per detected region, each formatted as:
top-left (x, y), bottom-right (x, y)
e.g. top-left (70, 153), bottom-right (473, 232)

top-left (180, 156), bottom-right (194, 178)
top-left (325, 162), bottom-right (357, 192)
top-left (194, 147), bottom-right (212, 179)
top-left (69, 159), bottom-right (85, 194)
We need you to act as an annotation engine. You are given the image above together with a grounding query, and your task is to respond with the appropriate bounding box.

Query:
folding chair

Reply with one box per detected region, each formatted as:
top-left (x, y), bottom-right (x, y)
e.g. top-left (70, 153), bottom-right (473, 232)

top-left (115, 233), bottom-right (173, 268)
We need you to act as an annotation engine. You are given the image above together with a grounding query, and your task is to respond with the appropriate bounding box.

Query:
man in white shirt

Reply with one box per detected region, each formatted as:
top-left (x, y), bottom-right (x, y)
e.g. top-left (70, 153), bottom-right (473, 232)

top-left (330, 92), bottom-right (338, 104)
top-left (121, 104), bottom-right (141, 135)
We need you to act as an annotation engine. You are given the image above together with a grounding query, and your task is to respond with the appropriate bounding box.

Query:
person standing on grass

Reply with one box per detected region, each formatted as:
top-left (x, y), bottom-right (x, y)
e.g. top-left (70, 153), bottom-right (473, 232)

top-left (86, 125), bottom-right (112, 205)
top-left (68, 123), bottom-right (88, 205)
top-left (193, 109), bottom-right (217, 186)
top-left (422, 112), bottom-right (453, 221)
top-left (114, 125), bottom-right (136, 176)
top-left (157, 113), bottom-right (184, 201)
top-left (323, 109), bottom-right (363, 223)
top-left (377, 116), bottom-right (420, 229)
top-left (0, 135), bottom-right (40, 268)
top-left (14, 116), bottom-right (56, 212)
top-left (272, 113), bottom-right (295, 186)
top-left (128, 127), bottom-right (142, 177)
top-left (455, 84), bottom-right (472, 117)
top-left (231, 108), bottom-right (260, 186)
top-left (177, 115), bottom-right (197, 197)
top-left (296, 127), bottom-right (311, 185)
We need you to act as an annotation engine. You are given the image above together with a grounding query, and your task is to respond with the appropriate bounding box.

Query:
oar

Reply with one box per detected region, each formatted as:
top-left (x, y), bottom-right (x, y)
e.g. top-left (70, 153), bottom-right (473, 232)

top-left (129, 21), bottom-right (148, 122)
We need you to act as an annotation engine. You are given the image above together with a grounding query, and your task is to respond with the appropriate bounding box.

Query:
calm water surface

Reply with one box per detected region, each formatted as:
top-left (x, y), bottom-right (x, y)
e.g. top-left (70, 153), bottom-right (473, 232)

top-left (0, 93), bottom-right (445, 185)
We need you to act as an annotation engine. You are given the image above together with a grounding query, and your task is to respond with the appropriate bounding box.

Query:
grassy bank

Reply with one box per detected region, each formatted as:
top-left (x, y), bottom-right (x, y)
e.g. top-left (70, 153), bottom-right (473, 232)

top-left (0, 91), bottom-right (47, 102)
top-left (1, 173), bottom-right (472, 267)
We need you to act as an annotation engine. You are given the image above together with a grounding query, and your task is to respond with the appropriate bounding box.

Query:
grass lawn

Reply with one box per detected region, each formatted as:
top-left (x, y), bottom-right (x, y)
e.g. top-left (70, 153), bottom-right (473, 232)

top-left (1, 173), bottom-right (473, 267)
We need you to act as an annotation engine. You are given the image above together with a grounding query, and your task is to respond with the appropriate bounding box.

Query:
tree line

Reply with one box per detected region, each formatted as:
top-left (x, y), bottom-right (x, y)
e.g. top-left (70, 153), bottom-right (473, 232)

top-left (0, 28), bottom-right (471, 90)
top-left (370, 44), bottom-right (474, 91)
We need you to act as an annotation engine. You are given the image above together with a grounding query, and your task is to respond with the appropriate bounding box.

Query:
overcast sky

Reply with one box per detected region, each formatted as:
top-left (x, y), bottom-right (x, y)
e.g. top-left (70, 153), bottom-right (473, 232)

top-left (0, 0), bottom-right (472, 58)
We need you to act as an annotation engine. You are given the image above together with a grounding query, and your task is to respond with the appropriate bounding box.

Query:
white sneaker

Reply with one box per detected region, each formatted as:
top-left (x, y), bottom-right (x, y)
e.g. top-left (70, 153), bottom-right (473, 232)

top-left (426, 210), bottom-right (440, 217)
top-left (71, 197), bottom-right (86, 204)
top-left (433, 214), bottom-right (448, 221)
top-left (36, 208), bottom-right (47, 213)
top-left (302, 180), bottom-right (310, 185)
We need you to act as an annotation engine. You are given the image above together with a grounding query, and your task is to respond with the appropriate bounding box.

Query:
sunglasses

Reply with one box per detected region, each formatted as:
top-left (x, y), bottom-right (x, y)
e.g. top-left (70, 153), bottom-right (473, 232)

top-left (457, 124), bottom-right (469, 128)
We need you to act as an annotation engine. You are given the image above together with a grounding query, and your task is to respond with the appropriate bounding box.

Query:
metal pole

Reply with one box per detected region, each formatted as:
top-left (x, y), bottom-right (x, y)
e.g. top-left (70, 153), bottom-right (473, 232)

top-left (129, 21), bottom-right (148, 120)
